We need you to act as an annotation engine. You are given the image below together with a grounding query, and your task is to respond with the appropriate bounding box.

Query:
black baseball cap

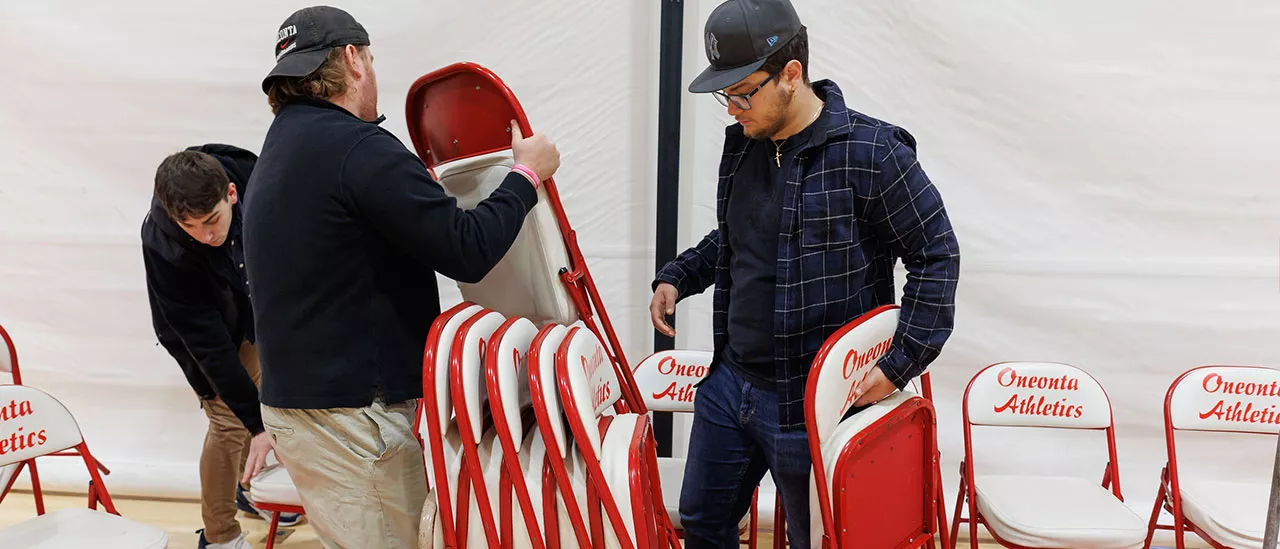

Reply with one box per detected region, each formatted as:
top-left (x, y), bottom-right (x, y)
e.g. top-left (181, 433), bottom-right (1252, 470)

top-left (689, 0), bottom-right (803, 93)
top-left (691, 0), bottom-right (798, 92)
top-left (262, 6), bottom-right (370, 93)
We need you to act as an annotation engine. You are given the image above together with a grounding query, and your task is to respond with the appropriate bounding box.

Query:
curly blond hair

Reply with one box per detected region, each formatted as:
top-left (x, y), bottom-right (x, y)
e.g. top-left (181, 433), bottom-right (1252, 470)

top-left (265, 46), bottom-right (364, 114)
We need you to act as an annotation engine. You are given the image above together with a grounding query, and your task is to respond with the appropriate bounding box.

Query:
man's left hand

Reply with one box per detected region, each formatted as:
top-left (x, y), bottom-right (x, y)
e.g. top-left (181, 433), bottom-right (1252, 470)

top-left (852, 366), bottom-right (897, 407)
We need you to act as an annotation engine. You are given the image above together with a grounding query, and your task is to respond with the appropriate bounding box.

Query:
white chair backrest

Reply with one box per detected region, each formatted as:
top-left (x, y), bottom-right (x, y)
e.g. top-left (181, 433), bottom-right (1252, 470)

top-left (1168, 365), bottom-right (1280, 435)
top-left (534, 324), bottom-right (572, 457)
top-left (454, 310), bottom-right (507, 440)
top-left (633, 350), bottom-right (712, 412)
top-left (966, 361), bottom-right (1112, 429)
top-left (435, 151), bottom-right (579, 325)
top-left (428, 304), bottom-right (484, 438)
top-left (0, 384), bottom-right (83, 467)
top-left (490, 318), bottom-right (539, 447)
top-left (559, 327), bottom-right (622, 455)
top-left (807, 306), bottom-right (899, 446)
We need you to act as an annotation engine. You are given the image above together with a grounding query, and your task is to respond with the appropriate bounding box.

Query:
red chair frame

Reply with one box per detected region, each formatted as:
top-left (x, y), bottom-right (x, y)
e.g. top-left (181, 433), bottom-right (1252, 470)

top-left (950, 361), bottom-right (1125, 549)
top-left (803, 305), bottom-right (944, 549)
top-left (1142, 364), bottom-right (1280, 549)
top-left (0, 323), bottom-right (113, 517)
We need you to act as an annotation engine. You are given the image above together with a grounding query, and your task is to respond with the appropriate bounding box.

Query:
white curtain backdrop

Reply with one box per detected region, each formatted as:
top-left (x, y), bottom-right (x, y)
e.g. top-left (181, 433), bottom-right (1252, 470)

top-left (2, 0), bottom-right (1278, 538)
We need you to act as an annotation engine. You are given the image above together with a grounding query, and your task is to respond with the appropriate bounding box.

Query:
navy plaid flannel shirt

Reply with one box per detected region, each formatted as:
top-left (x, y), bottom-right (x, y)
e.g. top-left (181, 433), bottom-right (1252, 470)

top-left (654, 80), bottom-right (960, 431)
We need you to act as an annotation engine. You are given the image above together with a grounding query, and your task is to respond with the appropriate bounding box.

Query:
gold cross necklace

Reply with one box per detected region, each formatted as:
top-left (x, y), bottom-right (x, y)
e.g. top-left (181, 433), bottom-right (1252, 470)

top-left (774, 102), bottom-right (824, 167)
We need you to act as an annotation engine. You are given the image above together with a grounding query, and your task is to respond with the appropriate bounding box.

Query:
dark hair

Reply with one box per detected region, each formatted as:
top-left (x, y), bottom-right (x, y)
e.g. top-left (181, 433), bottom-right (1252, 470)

top-left (760, 26), bottom-right (809, 84)
top-left (154, 151), bottom-right (228, 221)
top-left (265, 46), bottom-right (359, 115)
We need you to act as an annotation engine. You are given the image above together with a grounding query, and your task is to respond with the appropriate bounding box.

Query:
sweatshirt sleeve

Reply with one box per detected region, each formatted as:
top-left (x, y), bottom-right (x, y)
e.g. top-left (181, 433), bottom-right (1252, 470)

top-left (340, 131), bottom-right (539, 284)
top-left (141, 241), bottom-right (264, 434)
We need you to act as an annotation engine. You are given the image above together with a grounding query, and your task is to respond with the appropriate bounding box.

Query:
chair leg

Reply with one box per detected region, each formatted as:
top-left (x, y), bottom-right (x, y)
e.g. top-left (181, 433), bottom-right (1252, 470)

top-left (773, 493), bottom-right (786, 549)
top-left (934, 459), bottom-right (950, 549)
top-left (266, 511), bottom-right (281, 549)
top-left (28, 459), bottom-right (45, 516)
top-left (1142, 470), bottom-right (1166, 549)
top-left (949, 470), bottom-right (965, 549)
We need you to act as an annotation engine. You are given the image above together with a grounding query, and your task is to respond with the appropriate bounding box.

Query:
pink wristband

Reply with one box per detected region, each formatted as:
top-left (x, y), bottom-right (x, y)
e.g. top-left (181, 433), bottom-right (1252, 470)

top-left (511, 164), bottom-right (539, 190)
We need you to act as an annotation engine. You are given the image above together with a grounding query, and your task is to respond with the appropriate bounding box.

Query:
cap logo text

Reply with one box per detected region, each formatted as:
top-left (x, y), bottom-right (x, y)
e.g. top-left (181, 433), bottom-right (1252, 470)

top-left (277, 25), bottom-right (297, 44)
top-left (707, 32), bottom-right (720, 61)
top-left (767, 35), bottom-right (779, 47)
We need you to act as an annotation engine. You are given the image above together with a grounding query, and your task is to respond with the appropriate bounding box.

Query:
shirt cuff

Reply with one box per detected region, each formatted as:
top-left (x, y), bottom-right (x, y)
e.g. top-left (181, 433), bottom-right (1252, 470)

top-left (877, 346), bottom-right (915, 390)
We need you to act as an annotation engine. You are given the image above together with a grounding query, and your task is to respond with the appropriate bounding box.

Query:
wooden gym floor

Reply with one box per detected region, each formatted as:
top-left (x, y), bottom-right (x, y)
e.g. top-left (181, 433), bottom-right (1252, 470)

top-left (0, 490), bottom-right (1203, 548)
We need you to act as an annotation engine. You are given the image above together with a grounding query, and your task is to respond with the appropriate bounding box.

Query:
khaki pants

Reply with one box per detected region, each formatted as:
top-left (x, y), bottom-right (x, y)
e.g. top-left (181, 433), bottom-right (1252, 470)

top-left (199, 342), bottom-right (261, 543)
top-left (261, 398), bottom-right (427, 549)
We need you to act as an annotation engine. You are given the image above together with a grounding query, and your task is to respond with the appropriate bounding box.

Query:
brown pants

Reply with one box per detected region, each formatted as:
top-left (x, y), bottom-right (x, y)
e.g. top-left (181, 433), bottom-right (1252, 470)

top-left (199, 342), bottom-right (261, 544)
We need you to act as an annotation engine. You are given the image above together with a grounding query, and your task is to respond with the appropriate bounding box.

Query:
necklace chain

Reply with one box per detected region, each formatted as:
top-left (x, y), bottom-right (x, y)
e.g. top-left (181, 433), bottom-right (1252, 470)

top-left (775, 102), bottom-right (824, 167)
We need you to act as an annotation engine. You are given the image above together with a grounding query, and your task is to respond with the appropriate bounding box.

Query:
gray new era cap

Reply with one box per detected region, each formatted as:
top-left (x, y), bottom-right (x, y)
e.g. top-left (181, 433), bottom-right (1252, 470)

top-left (689, 0), bottom-right (803, 93)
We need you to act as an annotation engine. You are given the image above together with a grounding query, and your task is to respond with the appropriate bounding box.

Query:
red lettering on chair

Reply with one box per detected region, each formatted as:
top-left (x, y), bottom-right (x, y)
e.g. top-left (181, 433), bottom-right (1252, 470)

top-left (652, 381), bottom-right (696, 403)
top-left (581, 345), bottom-right (605, 380)
top-left (592, 380), bottom-right (613, 410)
top-left (992, 394), bottom-right (1084, 419)
top-left (997, 368), bottom-right (1080, 391)
top-left (1201, 373), bottom-right (1280, 398)
top-left (0, 399), bottom-right (33, 422)
top-left (657, 356), bottom-right (708, 379)
top-left (1198, 399), bottom-right (1280, 425)
top-left (0, 398), bottom-right (50, 456)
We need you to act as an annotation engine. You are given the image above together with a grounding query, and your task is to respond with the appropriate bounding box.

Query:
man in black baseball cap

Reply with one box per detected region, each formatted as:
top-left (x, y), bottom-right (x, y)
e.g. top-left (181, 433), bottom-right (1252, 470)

top-left (261, 5), bottom-right (370, 93)
top-left (650, 0), bottom-right (961, 547)
top-left (245, 6), bottom-right (562, 548)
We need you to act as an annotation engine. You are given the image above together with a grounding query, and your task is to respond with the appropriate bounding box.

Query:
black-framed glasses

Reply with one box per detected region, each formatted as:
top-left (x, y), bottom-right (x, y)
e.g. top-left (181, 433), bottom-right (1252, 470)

top-left (712, 73), bottom-right (774, 110)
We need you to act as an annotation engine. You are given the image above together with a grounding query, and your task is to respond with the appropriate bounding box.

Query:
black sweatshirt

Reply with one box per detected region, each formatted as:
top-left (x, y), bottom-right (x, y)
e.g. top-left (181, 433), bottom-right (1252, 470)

top-left (142, 144), bottom-right (264, 434)
top-left (244, 97), bottom-right (537, 409)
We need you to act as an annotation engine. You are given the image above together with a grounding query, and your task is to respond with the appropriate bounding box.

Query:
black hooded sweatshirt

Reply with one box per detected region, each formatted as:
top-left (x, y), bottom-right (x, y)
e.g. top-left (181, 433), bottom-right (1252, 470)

top-left (141, 143), bottom-right (263, 434)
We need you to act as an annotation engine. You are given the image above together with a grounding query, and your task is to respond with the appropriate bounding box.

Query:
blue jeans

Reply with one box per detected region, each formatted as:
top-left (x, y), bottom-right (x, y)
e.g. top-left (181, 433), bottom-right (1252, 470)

top-left (679, 363), bottom-right (812, 548)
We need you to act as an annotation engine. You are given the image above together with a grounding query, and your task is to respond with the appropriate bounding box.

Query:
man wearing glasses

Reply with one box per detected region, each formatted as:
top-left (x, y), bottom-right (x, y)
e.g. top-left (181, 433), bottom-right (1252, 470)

top-left (648, 0), bottom-right (961, 546)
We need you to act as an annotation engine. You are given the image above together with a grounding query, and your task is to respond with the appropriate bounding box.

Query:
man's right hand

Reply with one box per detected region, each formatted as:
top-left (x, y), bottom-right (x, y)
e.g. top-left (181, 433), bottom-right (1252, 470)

top-left (511, 120), bottom-right (560, 182)
top-left (650, 282), bottom-right (679, 337)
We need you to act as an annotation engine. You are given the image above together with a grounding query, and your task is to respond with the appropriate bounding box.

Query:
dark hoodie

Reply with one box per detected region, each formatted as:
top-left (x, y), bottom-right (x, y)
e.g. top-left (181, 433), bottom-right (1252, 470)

top-left (141, 143), bottom-right (263, 434)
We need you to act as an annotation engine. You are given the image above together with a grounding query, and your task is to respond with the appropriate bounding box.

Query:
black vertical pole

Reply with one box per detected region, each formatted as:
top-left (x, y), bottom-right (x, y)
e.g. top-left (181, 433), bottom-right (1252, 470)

top-left (653, 0), bottom-right (684, 458)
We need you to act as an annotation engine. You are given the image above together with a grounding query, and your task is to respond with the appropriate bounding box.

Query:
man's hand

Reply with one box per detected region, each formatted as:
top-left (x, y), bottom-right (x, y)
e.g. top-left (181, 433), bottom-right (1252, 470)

top-left (852, 366), bottom-right (897, 407)
top-left (241, 431), bottom-right (274, 485)
top-left (649, 282), bottom-right (679, 337)
top-left (511, 120), bottom-right (560, 182)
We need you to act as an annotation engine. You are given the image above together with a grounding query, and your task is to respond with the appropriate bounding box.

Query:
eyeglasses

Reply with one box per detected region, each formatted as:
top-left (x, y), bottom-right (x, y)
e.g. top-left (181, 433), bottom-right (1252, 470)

top-left (712, 74), bottom-right (774, 110)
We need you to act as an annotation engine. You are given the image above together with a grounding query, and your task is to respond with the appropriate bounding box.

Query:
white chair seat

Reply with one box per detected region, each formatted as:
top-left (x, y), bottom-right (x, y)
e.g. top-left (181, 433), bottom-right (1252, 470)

top-left (436, 151), bottom-right (578, 325)
top-left (1179, 478), bottom-right (1270, 548)
top-left (973, 474), bottom-right (1147, 549)
top-left (0, 507), bottom-right (168, 548)
top-left (249, 465), bottom-right (301, 507)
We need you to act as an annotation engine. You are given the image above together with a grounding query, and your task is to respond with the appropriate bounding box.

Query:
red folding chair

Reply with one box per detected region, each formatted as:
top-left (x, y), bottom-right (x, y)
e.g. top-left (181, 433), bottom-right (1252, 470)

top-left (803, 304), bottom-right (944, 549)
top-left (407, 62), bottom-right (675, 548)
top-left (450, 307), bottom-right (510, 548)
top-left (484, 315), bottom-right (556, 549)
top-left (951, 361), bottom-right (1147, 549)
top-left (420, 302), bottom-right (485, 548)
top-left (554, 325), bottom-right (666, 548)
top-left (0, 322), bottom-right (114, 520)
top-left (632, 350), bottom-right (759, 548)
top-left (1143, 365), bottom-right (1280, 549)
top-left (0, 383), bottom-right (167, 547)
